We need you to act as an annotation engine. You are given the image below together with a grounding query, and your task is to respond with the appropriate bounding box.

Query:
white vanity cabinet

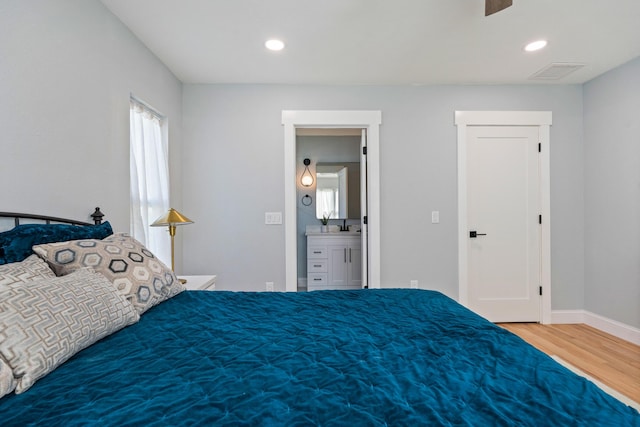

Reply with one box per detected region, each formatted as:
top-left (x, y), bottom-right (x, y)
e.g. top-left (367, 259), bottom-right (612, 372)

top-left (307, 234), bottom-right (361, 291)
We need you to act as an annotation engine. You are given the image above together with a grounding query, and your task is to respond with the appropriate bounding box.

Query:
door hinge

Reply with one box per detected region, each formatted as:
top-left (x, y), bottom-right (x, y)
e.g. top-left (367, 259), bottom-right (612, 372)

top-left (363, 215), bottom-right (368, 225)
top-left (363, 146), bottom-right (367, 155)
top-left (539, 214), bottom-right (542, 224)
top-left (539, 286), bottom-right (543, 296)
top-left (538, 143), bottom-right (541, 152)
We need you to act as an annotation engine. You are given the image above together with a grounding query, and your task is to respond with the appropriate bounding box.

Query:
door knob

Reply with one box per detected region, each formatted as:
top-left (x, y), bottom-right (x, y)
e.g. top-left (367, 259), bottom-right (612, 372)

top-left (469, 231), bottom-right (487, 238)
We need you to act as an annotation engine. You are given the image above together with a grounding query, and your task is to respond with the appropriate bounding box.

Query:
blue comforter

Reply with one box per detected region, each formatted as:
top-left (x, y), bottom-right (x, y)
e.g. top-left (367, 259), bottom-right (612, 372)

top-left (0, 289), bottom-right (637, 426)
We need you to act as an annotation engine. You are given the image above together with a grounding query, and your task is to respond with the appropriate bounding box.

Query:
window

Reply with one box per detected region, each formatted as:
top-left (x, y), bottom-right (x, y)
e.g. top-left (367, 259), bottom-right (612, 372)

top-left (129, 97), bottom-right (170, 265)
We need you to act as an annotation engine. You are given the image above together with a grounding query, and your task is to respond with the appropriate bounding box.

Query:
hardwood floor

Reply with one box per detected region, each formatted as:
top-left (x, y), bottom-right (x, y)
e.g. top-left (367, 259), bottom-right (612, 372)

top-left (498, 323), bottom-right (640, 404)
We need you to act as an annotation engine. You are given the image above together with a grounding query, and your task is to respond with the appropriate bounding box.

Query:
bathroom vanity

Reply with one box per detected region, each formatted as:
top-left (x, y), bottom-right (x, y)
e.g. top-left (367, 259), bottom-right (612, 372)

top-left (306, 232), bottom-right (362, 291)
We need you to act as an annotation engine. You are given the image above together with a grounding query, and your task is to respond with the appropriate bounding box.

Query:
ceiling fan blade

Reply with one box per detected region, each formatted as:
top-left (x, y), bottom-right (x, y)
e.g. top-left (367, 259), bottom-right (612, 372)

top-left (485, 0), bottom-right (513, 16)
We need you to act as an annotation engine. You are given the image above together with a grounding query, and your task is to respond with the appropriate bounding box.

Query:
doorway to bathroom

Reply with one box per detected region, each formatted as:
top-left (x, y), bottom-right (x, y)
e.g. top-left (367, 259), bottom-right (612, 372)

top-left (282, 110), bottom-right (382, 293)
top-left (296, 129), bottom-right (363, 291)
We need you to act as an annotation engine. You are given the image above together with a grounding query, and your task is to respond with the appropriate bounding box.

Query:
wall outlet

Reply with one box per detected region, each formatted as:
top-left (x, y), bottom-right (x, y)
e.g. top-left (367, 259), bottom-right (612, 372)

top-left (431, 211), bottom-right (440, 224)
top-left (410, 280), bottom-right (418, 289)
top-left (266, 281), bottom-right (275, 292)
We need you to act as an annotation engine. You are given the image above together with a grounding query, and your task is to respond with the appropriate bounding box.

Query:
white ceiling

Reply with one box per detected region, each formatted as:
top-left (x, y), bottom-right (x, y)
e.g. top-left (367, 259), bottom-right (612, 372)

top-left (100, 0), bottom-right (640, 85)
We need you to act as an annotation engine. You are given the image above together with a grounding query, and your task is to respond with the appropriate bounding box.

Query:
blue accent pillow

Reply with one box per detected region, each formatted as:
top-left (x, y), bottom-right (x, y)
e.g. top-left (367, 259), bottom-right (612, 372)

top-left (0, 221), bottom-right (113, 265)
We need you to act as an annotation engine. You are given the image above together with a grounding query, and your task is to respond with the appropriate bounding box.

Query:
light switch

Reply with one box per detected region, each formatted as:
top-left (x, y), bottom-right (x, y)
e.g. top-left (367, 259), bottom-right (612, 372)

top-left (431, 211), bottom-right (440, 224)
top-left (265, 212), bottom-right (283, 225)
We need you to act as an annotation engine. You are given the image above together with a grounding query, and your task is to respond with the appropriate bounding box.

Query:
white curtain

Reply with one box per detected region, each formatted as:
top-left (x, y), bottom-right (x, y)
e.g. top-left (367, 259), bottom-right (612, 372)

top-left (130, 99), bottom-right (170, 265)
top-left (316, 189), bottom-right (338, 219)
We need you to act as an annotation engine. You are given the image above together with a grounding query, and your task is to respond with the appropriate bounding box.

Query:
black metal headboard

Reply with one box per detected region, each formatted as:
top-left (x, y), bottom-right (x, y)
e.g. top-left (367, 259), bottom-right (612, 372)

top-left (0, 207), bottom-right (105, 228)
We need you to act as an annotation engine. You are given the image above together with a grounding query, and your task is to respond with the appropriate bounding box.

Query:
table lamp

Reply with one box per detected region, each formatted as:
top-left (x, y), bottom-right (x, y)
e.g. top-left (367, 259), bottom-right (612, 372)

top-left (151, 208), bottom-right (193, 282)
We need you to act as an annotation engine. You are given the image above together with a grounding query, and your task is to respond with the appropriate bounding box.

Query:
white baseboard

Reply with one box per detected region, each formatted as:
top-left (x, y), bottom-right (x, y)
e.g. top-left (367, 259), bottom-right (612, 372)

top-left (584, 311), bottom-right (640, 346)
top-left (551, 309), bottom-right (640, 345)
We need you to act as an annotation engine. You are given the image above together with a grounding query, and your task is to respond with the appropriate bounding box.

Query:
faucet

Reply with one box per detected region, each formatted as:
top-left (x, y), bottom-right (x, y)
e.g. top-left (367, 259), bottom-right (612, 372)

top-left (341, 219), bottom-right (348, 232)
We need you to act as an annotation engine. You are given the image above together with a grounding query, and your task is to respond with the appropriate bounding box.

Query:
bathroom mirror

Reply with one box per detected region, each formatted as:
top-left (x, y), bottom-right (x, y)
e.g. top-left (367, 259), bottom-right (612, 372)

top-left (315, 162), bottom-right (361, 220)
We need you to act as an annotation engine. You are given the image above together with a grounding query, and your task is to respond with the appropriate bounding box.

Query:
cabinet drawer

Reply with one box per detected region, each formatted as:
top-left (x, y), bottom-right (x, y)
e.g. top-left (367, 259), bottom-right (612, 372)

top-left (307, 273), bottom-right (327, 289)
top-left (307, 260), bottom-right (327, 273)
top-left (307, 247), bottom-right (327, 259)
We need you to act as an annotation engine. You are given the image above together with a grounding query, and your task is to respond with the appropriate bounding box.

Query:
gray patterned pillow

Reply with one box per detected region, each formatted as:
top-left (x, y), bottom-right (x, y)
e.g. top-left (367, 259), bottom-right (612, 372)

top-left (33, 234), bottom-right (184, 314)
top-left (0, 359), bottom-right (16, 398)
top-left (0, 268), bottom-right (139, 396)
top-left (0, 255), bottom-right (55, 286)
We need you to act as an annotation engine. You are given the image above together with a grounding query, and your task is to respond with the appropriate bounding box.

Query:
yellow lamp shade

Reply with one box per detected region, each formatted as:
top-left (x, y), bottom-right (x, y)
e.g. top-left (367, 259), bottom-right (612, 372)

top-left (151, 208), bottom-right (193, 227)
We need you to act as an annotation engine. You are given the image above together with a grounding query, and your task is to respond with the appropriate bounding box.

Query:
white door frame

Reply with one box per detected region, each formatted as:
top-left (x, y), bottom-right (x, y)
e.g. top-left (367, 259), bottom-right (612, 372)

top-left (359, 129), bottom-right (368, 288)
top-left (283, 110), bottom-right (382, 292)
top-left (455, 111), bottom-right (552, 324)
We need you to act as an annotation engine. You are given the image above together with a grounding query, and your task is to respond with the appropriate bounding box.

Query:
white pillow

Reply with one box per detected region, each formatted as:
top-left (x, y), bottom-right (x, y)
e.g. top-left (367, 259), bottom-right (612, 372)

top-left (0, 254), bottom-right (55, 286)
top-left (0, 268), bottom-right (139, 396)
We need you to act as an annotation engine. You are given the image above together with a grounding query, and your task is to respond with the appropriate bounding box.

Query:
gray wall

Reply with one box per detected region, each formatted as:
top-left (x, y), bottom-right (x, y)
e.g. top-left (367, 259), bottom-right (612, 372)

top-left (0, 0), bottom-right (183, 262)
top-left (3, 1), bottom-right (634, 327)
top-left (182, 84), bottom-right (586, 308)
top-left (583, 57), bottom-right (640, 328)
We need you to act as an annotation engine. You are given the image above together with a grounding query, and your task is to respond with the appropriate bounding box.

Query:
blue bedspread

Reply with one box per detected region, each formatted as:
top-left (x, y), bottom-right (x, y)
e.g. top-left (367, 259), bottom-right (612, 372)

top-left (0, 289), bottom-right (638, 426)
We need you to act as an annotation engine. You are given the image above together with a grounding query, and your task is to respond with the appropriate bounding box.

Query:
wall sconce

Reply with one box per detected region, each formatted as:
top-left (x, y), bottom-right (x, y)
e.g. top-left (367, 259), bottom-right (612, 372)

top-left (301, 158), bottom-right (314, 187)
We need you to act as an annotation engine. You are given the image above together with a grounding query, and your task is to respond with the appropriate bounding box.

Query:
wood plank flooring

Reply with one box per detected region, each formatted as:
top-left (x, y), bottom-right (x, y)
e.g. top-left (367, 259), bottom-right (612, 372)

top-left (498, 323), bottom-right (640, 404)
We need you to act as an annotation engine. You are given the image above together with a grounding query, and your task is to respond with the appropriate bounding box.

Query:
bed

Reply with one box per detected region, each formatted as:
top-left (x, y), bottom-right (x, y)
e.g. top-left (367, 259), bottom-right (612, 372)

top-left (0, 210), bottom-right (638, 426)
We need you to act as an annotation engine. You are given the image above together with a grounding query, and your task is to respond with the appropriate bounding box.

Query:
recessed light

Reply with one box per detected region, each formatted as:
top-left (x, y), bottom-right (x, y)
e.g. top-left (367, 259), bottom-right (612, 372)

top-left (524, 40), bottom-right (548, 52)
top-left (265, 39), bottom-right (285, 51)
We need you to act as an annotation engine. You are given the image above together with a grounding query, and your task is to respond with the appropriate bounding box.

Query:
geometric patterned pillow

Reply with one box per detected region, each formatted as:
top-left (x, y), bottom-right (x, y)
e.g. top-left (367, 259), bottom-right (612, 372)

top-left (0, 255), bottom-right (55, 287)
top-left (0, 268), bottom-right (140, 396)
top-left (33, 234), bottom-right (184, 315)
top-left (0, 359), bottom-right (17, 399)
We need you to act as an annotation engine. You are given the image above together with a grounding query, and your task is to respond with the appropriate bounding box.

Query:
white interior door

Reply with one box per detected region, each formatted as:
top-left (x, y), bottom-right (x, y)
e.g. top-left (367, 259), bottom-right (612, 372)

top-left (360, 129), bottom-right (368, 288)
top-left (466, 125), bottom-right (541, 322)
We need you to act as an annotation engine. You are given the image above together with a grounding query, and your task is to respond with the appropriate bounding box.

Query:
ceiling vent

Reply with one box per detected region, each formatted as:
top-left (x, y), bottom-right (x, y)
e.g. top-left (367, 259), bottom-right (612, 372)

top-left (529, 62), bottom-right (586, 80)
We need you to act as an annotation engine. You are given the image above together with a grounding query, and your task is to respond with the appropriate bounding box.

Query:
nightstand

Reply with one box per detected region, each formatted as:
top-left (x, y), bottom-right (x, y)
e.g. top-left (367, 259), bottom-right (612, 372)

top-left (180, 275), bottom-right (217, 291)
